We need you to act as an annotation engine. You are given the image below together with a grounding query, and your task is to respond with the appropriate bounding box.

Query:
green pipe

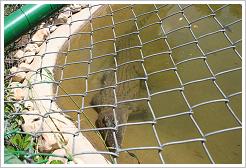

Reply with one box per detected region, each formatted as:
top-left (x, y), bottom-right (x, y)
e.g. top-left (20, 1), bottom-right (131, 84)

top-left (4, 4), bottom-right (65, 47)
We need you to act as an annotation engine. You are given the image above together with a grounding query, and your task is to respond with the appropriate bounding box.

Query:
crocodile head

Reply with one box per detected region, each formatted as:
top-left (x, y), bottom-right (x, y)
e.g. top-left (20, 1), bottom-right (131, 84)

top-left (96, 110), bottom-right (127, 150)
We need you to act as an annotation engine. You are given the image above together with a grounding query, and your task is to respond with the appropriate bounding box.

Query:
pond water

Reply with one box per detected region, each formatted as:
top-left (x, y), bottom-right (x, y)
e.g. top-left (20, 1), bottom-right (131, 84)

top-left (54, 4), bottom-right (242, 164)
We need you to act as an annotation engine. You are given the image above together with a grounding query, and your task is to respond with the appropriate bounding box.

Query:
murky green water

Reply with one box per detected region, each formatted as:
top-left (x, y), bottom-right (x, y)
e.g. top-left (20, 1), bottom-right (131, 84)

top-left (54, 4), bottom-right (242, 164)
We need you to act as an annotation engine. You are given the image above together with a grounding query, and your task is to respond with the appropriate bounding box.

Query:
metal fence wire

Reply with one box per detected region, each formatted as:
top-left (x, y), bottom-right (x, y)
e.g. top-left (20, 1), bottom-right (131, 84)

top-left (4, 4), bottom-right (242, 164)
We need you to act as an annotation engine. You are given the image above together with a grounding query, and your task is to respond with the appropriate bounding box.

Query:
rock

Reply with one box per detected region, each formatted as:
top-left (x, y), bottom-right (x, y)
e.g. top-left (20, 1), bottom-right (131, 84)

top-left (73, 157), bottom-right (85, 164)
top-left (29, 116), bottom-right (69, 153)
top-left (19, 63), bottom-right (32, 71)
top-left (13, 103), bottom-right (23, 112)
top-left (62, 7), bottom-right (71, 16)
top-left (55, 13), bottom-right (69, 25)
top-left (24, 43), bottom-right (40, 54)
top-left (10, 66), bottom-right (17, 73)
top-left (13, 88), bottom-right (24, 100)
top-left (9, 82), bottom-right (22, 88)
top-left (70, 4), bottom-right (81, 14)
top-left (31, 28), bottom-right (50, 46)
top-left (24, 101), bottom-right (34, 110)
top-left (9, 82), bottom-right (27, 101)
top-left (10, 67), bottom-right (26, 82)
top-left (80, 4), bottom-right (88, 9)
top-left (37, 132), bottom-right (60, 152)
top-left (49, 25), bottom-right (57, 33)
top-left (21, 111), bottom-right (42, 132)
top-left (48, 149), bottom-right (68, 164)
top-left (11, 72), bottom-right (26, 83)
top-left (25, 57), bottom-right (34, 64)
top-left (49, 17), bottom-right (54, 22)
top-left (39, 22), bottom-right (46, 29)
top-left (13, 50), bottom-right (24, 60)
top-left (23, 52), bottom-right (35, 64)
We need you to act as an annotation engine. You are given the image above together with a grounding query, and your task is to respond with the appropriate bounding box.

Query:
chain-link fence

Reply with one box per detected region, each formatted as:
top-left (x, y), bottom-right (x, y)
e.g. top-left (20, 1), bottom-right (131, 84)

top-left (4, 4), bottom-right (242, 164)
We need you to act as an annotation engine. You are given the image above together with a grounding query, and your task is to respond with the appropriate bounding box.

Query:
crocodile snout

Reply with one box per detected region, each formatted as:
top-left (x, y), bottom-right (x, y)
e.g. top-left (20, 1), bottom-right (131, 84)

top-left (96, 110), bottom-right (127, 149)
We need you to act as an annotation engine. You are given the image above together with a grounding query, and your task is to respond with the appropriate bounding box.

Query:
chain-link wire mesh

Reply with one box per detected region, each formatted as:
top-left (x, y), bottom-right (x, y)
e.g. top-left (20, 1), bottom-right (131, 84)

top-left (4, 4), bottom-right (242, 164)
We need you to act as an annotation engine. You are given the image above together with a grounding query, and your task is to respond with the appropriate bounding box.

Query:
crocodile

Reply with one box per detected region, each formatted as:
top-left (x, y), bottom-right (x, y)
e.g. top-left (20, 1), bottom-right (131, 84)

top-left (91, 35), bottom-right (144, 149)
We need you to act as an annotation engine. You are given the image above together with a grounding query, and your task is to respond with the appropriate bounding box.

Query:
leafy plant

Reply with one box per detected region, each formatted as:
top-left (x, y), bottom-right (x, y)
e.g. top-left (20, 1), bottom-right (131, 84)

top-left (9, 134), bottom-right (33, 151)
top-left (33, 155), bottom-right (49, 164)
top-left (4, 134), bottom-right (34, 161)
top-left (4, 147), bottom-right (23, 164)
top-left (4, 4), bottom-right (22, 16)
top-left (50, 160), bottom-right (64, 164)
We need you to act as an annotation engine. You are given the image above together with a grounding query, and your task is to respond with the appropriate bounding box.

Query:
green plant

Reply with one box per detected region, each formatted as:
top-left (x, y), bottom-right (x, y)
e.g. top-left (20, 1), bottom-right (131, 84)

top-left (4, 4), bottom-right (22, 16)
top-left (9, 134), bottom-right (33, 151)
top-left (50, 160), bottom-right (64, 164)
top-left (33, 155), bottom-right (49, 164)
top-left (4, 60), bottom-right (35, 163)
top-left (5, 134), bottom-right (33, 160)
top-left (4, 147), bottom-right (23, 164)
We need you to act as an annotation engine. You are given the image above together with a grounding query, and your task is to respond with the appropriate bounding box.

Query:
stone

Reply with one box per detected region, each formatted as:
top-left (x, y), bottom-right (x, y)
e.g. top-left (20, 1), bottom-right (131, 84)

top-left (10, 66), bottom-right (17, 73)
top-left (49, 17), bottom-right (54, 22)
top-left (19, 62), bottom-right (32, 71)
top-left (13, 50), bottom-right (24, 60)
top-left (31, 28), bottom-right (50, 46)
top-left (25, 116), bottom-right (69, 153)
top-left (14, 73), bottom-right (26, 82)
top-left (37, 132), bottom-right (60, 153)
top-left (21, 111), bottom-right (42, 133)
top-left (23, 52), bottom-right (35, 64)
top-left (13, 103), bottom-right (23, 112)
top-left (10, 67), bottom-right (26, 82)
top-left (9, 82), bottom-right (26, 101)
top-left (55, 13), bottom-right (69, 25)
top-left (9, 82), bottom-right (22, 88)
top-left (39, 22), bottom-right (46, 29)
top-left (49, 25), bottom-right (57, 33)
top-left (48, 149), bottom-right (68, 164)
top-left (24, 101), bottom-right (34, 110)
top-left (24, 43), bottom-right (40, 54)
top-left (80, 4), bottom-right (88, 9)
top-left (11, 87), bottom-right (24, 101)
top-left (70, 4), bottom-right (81, 14)
top-left (25, 57), bottom-right (34, 64)
top-left (62, 7), bottom-right (71, 16)
top-left (73, 157), bottom-right (85, 164)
